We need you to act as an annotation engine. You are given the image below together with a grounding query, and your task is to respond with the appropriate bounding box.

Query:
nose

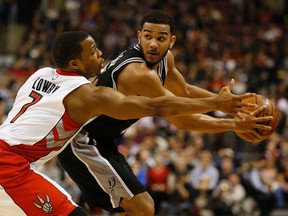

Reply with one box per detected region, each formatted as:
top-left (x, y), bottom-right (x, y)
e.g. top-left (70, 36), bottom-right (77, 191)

top-left (97, 49), bottom-right (103, 57)
top-left (149, 39), bottom-right (158, 49)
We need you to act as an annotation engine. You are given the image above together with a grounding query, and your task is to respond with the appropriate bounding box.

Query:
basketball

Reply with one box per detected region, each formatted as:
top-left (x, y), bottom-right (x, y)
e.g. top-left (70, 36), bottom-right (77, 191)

top-left (235, 94), bottom-right (279, 142)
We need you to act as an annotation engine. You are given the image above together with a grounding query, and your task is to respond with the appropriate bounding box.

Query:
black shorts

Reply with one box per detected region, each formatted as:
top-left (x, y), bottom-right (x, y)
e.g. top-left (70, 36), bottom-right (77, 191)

top-left (58, 136), bottom-right (146, 213)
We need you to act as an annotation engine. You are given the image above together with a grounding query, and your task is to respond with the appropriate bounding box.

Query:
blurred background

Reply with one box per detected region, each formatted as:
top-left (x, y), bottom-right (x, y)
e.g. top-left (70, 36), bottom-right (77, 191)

top-left (1, 0), bottom-right (288, 215)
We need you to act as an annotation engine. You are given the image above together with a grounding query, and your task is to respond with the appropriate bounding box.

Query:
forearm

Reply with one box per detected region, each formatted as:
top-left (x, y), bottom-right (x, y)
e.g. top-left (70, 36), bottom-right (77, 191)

top-left (187, 85), bottom-right (217, 98)
top-left (150, 96), bottom-right (218, 117)
top-left (94, 93), bottom-right (218, 121)
top-left (166, 114), bottom-right (237, 133)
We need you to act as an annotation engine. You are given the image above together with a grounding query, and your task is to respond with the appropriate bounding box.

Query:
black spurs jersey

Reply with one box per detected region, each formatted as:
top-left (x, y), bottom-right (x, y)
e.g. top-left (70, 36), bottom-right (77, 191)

top-left (84, 44), bottom-right (168, 148)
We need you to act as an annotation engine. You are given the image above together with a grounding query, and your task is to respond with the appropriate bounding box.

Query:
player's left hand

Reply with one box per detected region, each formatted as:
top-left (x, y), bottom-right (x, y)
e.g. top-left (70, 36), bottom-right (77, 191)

top-left (216, 79), bottom-right (257, 115)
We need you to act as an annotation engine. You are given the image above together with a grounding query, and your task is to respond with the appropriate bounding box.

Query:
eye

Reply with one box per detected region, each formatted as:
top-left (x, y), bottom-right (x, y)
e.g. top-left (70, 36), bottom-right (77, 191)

top-left (144, 34), bottom-right (152, 39)
top-left (158, 36), bottom-right (168, 42)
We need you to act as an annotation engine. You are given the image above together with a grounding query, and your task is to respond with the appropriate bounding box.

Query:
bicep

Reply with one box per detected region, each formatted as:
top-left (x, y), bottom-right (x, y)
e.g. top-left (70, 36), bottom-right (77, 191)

top-left (165, 52), bottom-right (215, 98)
top-left (165, 52), bottom-right (190, 96)
top-left (120, 64), bottom-right (170, 97)
top-left (136, 75), bottom-right (167, 97)
top-left (166, 67), bottom-right (216, 98)
top-left (165, 66), bottom-right (189, 96)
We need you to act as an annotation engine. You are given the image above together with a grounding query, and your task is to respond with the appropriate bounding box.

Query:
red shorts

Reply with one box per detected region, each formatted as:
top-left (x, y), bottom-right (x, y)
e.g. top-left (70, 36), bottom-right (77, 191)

top-left (0, 140), bottom-right (77, 216)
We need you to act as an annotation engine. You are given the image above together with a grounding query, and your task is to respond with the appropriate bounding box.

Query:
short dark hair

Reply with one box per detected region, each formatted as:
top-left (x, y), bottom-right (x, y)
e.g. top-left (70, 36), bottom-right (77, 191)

top-left (140, 10), bottom-right (175, 34)
top-left (52, 31), bottom-right (89, 68)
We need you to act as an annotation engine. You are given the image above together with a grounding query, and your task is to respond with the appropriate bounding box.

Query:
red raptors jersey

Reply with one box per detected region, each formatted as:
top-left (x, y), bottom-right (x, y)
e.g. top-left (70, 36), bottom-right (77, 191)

top-left (0, 67), bottom-right (90, 167)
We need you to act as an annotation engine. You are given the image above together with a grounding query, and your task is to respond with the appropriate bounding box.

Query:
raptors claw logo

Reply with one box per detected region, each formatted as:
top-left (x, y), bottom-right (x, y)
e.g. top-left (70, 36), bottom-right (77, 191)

top-left (33, 194), bottom-right (53, 213)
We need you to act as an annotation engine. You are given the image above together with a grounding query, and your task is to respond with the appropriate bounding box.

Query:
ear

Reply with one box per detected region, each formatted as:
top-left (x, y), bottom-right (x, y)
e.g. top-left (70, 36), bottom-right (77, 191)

top-left (137, 30), bottom-right (141, 44)
top-left (68, 59), bottom-right (79, 70)
top-left (169, 35), bottom-right (176, 49)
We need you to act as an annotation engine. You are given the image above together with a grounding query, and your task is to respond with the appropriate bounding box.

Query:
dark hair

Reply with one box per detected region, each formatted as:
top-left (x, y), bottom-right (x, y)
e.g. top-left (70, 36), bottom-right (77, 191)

top-left (52, 31), bottom-right (89, 68)
top-left (140, 10), bottom-right (175, 34)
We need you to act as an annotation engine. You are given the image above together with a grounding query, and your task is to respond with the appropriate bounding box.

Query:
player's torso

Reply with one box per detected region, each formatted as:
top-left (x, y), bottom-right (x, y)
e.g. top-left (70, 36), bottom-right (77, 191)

top-left (84, 45), bottom-right (168, 141)
top-left (0, 67), bottom-right (90, 165)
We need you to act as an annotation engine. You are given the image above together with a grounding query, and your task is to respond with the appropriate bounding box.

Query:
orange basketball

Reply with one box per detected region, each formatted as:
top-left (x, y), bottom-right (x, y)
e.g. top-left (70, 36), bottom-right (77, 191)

top-left (235, 94), bottom-right (279, 142)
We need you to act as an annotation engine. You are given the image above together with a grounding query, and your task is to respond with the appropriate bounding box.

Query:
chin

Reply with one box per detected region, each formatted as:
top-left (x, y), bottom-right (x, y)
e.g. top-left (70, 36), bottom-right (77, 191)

top-left (146, 61), bottom-right (158, 68)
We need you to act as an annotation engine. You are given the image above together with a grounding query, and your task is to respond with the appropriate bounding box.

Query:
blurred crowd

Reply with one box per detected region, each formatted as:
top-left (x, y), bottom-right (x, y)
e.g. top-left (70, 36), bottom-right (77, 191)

top-left (1, 0), bottom-right (288, 215)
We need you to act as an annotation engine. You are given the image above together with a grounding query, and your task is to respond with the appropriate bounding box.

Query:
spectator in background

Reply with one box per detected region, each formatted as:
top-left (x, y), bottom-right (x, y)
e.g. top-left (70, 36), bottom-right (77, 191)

top-left (218, 156), bottom-right (235, 180)
top-left (278, 156), bottom-right (288, 207)
top-left (202, 173), bottom-right (248, 216)
top-left (190, 151), bottom-right (220, 192)
top-left (242, 157), bottom-right (285, 216)
top-left (159, 153), bottom-right (194, 215)
top-left (214, 148), bottom-right (236, 171)
top-left (279, 140), bottom-right (288, 161)
top-left (189, 150), bottom-right (220, 213)
top-left (147, 154), bottom-right (170, 215)
top-left (160, 172), bottom-right (193, 216)
top-left (260, 158), bottom-right (285, 208)
top-left (130, 148), bottom-right (152, 188)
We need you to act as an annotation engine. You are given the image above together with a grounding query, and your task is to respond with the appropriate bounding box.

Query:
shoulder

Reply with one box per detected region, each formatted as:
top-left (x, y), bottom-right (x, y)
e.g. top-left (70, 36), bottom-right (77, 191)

top-left (124, 61), bottom-right (147, 71)
top-left (30, 67), bottom-right (53, 77)
top-left (122, 63), bottom-right (160, 84)
top-left (166, 50), bottom-right (175, 68)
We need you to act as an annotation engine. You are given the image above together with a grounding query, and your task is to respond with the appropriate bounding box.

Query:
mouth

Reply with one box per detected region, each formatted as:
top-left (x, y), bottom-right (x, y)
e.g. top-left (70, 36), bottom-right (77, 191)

top-left (147, 51), bottom-right (159, 56)
top-left (146, 51), bottom-right (159, 60)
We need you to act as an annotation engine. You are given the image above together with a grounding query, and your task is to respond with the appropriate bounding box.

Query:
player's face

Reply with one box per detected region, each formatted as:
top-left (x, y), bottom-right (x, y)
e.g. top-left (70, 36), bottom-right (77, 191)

top-left (138, 23), bottom-right (176, 66)
top-left (76, 36), bottom-right (104, 79)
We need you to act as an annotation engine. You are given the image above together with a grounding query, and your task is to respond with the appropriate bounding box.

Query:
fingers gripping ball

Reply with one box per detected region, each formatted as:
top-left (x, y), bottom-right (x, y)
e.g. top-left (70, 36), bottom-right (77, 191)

top-left (236, 94), bottom-right (279, 142)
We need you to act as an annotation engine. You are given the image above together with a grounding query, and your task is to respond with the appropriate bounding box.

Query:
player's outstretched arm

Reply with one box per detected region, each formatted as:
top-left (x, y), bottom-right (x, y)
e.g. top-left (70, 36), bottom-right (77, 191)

top-left (166, 105), bottom-right (272, 137)
top-left (80, 85), bottom-right (219, 121)
top-left (66, 83), bottom-right (258, 124)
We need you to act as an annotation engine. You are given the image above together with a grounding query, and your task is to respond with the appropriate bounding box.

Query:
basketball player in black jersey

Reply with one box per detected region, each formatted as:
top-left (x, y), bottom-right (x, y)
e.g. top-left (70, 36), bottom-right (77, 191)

top-left (58, 10), bottom-right (273, 216)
